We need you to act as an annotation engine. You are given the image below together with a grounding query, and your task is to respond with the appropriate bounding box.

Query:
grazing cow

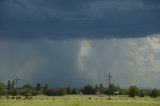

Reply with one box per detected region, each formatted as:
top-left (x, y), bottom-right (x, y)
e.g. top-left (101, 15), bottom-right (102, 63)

top-left (88, 97), bottom-right (91, 100)
top-left (11, 97), bottom-right (15, 99)
top-left (24, 96), bottom-right (33, 100)
top-left (6, 96), bottom-right (10, 99)
top-left (17, 97), bottom-right (21, 100)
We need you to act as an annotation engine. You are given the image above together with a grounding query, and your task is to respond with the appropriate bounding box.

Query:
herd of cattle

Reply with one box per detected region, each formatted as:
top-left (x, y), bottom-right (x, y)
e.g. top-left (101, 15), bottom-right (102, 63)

top-left (0, 96), bottom-right (33, 100)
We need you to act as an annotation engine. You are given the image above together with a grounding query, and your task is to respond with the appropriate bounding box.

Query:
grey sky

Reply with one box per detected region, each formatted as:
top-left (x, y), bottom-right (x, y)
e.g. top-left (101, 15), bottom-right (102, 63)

top-left (1, 36), bottom-right (160, 88)
top-left (0, 0), bottom-right (160, 88)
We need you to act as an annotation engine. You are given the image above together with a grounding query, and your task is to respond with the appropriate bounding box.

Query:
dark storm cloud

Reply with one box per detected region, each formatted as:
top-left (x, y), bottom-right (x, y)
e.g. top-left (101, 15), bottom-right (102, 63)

top-left (134, 0), bottom-right (160, 6)
top-left (0, 38), bottom-right (91, 88)
top-left (0, 0), bottom-right (160, 39)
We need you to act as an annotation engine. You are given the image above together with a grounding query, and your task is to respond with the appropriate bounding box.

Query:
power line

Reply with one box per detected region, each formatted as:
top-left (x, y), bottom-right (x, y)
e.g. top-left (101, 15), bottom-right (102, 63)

top-left (14, 76), bottom-right (20, 100)
top-left (106, 72), bottom-right (112, 99)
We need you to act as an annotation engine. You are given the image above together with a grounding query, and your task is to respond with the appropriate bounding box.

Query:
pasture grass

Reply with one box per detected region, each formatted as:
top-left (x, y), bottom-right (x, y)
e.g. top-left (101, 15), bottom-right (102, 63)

top-left (0, 95), bottom-right (160, 106)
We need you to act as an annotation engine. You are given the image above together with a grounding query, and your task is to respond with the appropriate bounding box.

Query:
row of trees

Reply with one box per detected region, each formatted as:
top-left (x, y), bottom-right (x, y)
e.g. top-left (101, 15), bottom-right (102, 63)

top-left (0, 81), bottom-right (160, 98)
top-left (128, 86), bottom-right (159, 98)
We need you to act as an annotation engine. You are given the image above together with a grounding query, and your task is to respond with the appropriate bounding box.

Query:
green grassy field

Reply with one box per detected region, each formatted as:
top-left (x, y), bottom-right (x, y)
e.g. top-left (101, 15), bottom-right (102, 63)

top-left (0, 95), bottom-right (160, 106)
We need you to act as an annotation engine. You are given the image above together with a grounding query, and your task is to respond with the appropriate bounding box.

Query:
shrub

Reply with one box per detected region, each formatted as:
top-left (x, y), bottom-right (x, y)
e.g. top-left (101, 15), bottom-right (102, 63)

top-left (139, 90), bottom-right (145, 97)
top-left (149, 89), bottom-right (159, 98)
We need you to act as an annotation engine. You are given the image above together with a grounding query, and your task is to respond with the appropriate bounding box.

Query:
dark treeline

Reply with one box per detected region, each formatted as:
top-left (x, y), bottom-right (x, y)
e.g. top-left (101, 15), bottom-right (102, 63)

top-left (0, 81), bottom-right (160, 98)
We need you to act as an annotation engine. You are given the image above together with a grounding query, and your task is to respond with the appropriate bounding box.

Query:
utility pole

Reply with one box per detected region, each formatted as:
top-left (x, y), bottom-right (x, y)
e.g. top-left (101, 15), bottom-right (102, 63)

top-left (14, 77), bottom-right (20, 100)
top-left (106, 72), bottom-right (112, 100)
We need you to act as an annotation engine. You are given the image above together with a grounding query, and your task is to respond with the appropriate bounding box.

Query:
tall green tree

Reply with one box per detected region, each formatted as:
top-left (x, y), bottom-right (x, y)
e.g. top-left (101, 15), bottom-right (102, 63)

top-left (11, 80), bottom-right (15, 89)
top-left (20, 88), bottom-right (32, 96)
top-left (139, 90), bottom-right (145, 97)
top-left (71, 88), bottom-right (79, 94)
top-left (7, 80), bottom-right (11, 90)
top-left (94, 84), bottom-right (106, 94)
top-left (22, 84), bottom-right (32, 89)
top-left (43, 84), bottom-right (48, 91)
top-left (36, 83), bottom-right (41, 91)
top-left (58, 88), bottom-right (67, 96)
top-left (82, 85), bottom-right (96, 95)
top-left (0, 82), bottom-right (6, 95)
top-left (128, 86), bottom-right (139, 97)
